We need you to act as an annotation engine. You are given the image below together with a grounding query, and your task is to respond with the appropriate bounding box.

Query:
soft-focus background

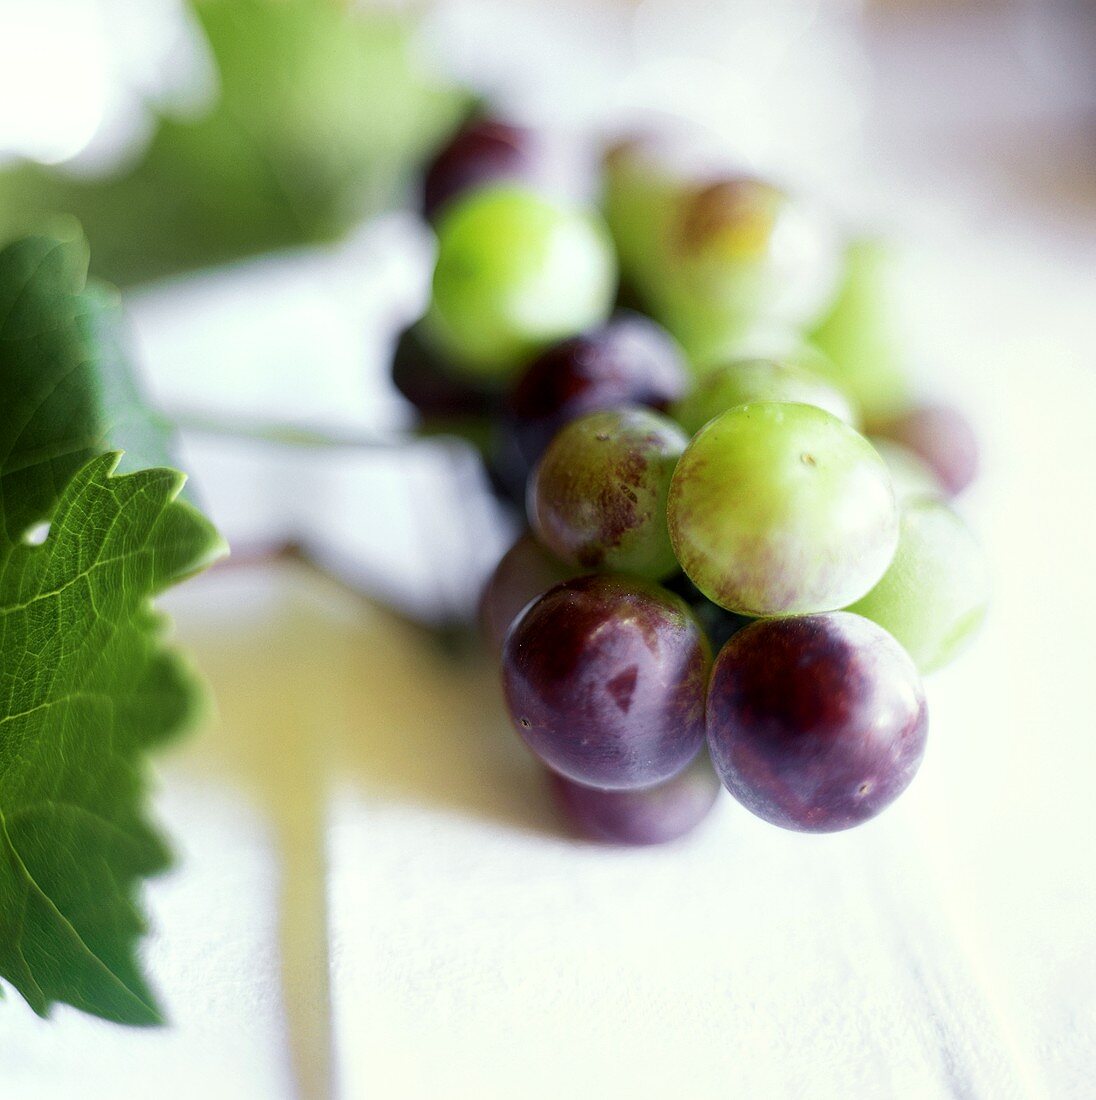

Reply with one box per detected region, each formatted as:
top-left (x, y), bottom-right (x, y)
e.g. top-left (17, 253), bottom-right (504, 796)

top-left (1, 1), bottom-right (1094, 1097)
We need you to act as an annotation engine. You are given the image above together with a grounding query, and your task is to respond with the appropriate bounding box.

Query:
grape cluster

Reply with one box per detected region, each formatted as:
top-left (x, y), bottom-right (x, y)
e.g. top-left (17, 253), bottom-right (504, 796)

top-left (393, 115), bottom-right (987, 845)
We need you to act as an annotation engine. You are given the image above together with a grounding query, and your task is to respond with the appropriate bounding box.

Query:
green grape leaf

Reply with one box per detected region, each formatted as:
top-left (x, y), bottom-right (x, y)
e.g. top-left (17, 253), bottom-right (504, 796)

top-left (0, 235), bottom-right (227, 1024)
top-left (0, 0), bottom-right (468, 286)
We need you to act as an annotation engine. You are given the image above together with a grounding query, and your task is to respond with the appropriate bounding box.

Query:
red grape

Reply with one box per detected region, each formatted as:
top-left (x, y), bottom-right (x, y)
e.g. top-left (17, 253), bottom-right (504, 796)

top-left (503, 575), bottom-right (710, 790)
top-left (707, 612), bottom-right (928, 832)
top-left (547, 755), bottom-right (721, 846)
top-left (528, 407), bottom-right (687, 579)
top-left (504, 313), bottom-right (687, 474)
top-left (391, 326), bottom-right (493, 419)
top-left (871, 403), bottom-right (978, 497)
top-left (422, 117), bottom-right (540, 221)
top-left (478, 533), bottom-right (578, 655)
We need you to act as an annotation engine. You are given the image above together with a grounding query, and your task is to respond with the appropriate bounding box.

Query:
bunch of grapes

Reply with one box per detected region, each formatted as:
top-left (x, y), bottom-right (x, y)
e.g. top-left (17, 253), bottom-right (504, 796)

top-left (392, 116), bottom-right (987, 845)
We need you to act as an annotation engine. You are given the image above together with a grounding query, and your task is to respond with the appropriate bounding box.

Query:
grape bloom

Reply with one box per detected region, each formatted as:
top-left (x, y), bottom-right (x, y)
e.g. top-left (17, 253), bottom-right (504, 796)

top-left (502, 575), bottom-right (710, 790)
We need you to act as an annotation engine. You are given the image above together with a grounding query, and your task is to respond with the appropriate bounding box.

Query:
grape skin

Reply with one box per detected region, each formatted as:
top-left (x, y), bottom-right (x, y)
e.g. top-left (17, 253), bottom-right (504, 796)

top-left (502, 574), bottom-right (710, 790)
top-left (871, 403), bottom-right (979, 497)
top-left (869, 437), bottom-right (945, 503)
top-left (653, 178), bottom-right (841, 362)
top-left (528, 407), bottom-right (687, 580)
top-left (503, 312), bottom-right (687, 475)
top-left (424, 185), bottom-right (617, 379)
top-left (547, 755), bottom-right (721, 846)
top-left (668, 403), bottom-right (900, 616)
top-left (672, 357), bottom-right (857, 436)
top-left (687, 326), bottom-right (833, 380)
top-left (809, 238), bottom-right (912, 421)
top-left (391, 326), bottom-right (493, 419)
top-left (707, 612), bottom-right (928, 832)
top-left (602, 141), bottom-right (840, 362)
top-left (478, 533), bottom-right (578, 656)
top-left (601, 133), bottom-right (680, 292)
top-left (422, 116), bottom-right (540, 221)
top-left (847, 497), bottom-right (987, 673)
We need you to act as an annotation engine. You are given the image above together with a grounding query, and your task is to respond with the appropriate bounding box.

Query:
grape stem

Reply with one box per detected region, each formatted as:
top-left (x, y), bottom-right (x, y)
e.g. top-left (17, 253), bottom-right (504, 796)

top-left (168, 407), bottom-right (421, 450)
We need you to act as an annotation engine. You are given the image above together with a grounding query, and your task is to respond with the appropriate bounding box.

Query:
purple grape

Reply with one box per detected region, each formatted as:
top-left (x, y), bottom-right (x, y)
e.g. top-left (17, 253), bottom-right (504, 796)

top-left (528, 407), bottom-right (687, 579)
top-left (871, 403), bottom-right (978, 497)
top-left (478, 532), bottom-right (578, 655)
top-left (547, 755), bottom-right (721, 846)
top-left (503, 313), bottom-right (688, 474)
top-left (422, 116), bottom-right (540, 221)
top-left (707, 612), bottom-right (928, 833)
top-left (502, 574), bottom-right (710, 790)
top-left (391, 326), bottom-right (493, 420)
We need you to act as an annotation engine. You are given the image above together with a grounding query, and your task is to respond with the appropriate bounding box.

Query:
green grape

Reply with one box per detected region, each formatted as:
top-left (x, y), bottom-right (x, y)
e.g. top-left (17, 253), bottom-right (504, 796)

top-left (686, 324), bottom-right (829, 377)
top-left (847, 497), bottom-right (987, 673)
top-left (686, 323), bottom-right (814, 376)
top-left (423, 185), bottom-right (617, 379)
top-left (809, 238), bottom-right (911, 421)
top-left (601, 136), bottom-right (679, 298)
top-left (602, 141), bottom-right (841, 361)
top-left (528, 407), bottom-right (687, 579)
top-left (672, 357), bottom-right (858, 436)
top-left (668, 403), bottom-right (899, 616)
top-left (869, 437), bottom-right (945, 503)
top-left (650, 178), bottom-right (841, 362)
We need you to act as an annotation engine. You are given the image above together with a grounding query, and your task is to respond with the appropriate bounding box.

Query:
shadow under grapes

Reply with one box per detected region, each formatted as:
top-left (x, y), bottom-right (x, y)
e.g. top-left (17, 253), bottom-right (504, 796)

top-left (165, 557), bottom-right (560, 1098)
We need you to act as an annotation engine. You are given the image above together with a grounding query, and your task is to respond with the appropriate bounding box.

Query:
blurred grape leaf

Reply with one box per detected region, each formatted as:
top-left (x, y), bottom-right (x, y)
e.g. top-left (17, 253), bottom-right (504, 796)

top-left (0, 235), bottom-right (226, 1023)
top-left (0, 0), bottom-right (467, 285)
